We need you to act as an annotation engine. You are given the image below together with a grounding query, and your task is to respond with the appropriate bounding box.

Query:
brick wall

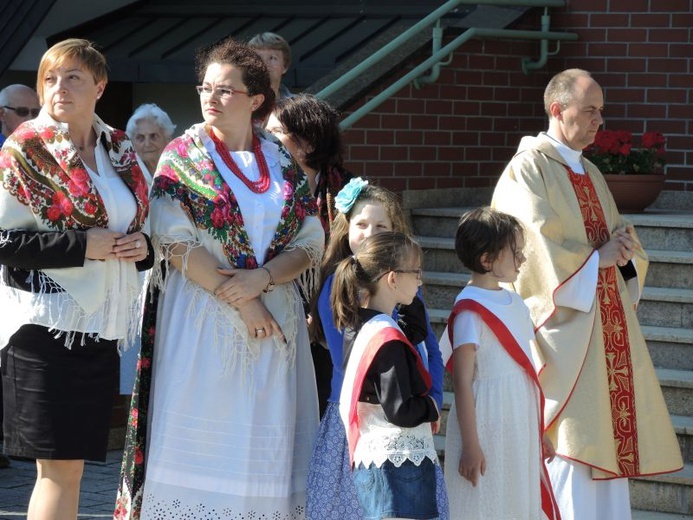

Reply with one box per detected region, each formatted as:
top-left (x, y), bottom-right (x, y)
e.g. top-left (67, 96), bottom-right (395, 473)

top-left (341, 1), bottom-right (693, 193)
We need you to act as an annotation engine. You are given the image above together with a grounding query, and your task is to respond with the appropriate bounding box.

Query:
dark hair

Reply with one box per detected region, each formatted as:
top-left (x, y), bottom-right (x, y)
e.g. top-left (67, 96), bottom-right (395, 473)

top-left (331, 232), bottom-right (421, 331)
top-left (273, 94), bottom-right (343, 171)
top-left (310, 183), bottom-right (410, 343)
top-left (455, 207), bottom-right (523, 274)
top-left (195, 37), bottom-right (275, 121)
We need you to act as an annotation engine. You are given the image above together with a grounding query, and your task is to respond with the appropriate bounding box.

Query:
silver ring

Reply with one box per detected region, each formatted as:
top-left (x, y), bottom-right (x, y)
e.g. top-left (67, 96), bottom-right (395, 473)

top-left (255, 327), bottom-right (265, 333)
top-left (135, 240), bottom-right (141, 248)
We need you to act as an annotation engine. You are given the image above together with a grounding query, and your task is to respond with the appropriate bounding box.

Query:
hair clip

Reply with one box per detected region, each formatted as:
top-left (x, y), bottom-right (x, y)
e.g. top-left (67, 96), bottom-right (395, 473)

top-left (334, 177), bottom-right (369, 214)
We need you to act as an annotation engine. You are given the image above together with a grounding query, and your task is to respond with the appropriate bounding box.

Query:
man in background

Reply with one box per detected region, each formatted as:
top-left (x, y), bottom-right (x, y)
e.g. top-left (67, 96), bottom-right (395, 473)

top-left (0, 83), bottom-right (40, 468)
top-left (248, 32), bottom-right (295, 101)
top-left (0, 84), bottom-right (41, 148)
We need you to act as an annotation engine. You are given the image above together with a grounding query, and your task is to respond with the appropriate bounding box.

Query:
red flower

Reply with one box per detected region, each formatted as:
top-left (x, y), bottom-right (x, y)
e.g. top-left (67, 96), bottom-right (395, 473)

top-left (210, 207), bottom-right (226, 229)
top-left (584, 130), bottom-right (666, 175)
top-left (40, 127), bottom-right (56, 141)
top-left (53, 192), bottom-right (74, 217)
top-left (641, 131), bottom-right (665, 150)
top-left (47, 205), bottom-right (62, 221)
top-left (134, 447), bottom-right (144, 465)
top-left (84, 202), bottom-right (97, 215)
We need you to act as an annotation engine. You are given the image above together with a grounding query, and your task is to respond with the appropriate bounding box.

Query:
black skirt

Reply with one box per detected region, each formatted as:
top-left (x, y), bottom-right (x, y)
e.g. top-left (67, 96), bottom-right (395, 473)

top-left (1, 324), bottom-right (119, 461)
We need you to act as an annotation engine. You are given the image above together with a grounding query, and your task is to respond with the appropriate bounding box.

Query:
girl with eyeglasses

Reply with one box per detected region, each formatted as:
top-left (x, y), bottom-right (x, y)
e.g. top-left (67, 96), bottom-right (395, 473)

top-left (331, 231), bottom-right (440, 520)
top-left (306, 178), bottom-right (448, 519)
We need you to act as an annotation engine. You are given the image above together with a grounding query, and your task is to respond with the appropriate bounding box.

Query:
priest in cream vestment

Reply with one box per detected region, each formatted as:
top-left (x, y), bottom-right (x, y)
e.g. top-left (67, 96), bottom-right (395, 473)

top-left (491, 69), bottom-right (682, 520)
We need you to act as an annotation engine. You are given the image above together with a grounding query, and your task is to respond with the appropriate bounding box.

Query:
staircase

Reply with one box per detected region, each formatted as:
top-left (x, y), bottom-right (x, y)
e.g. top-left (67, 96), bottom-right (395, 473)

top-left (410, 204), bottom-right (693, 517)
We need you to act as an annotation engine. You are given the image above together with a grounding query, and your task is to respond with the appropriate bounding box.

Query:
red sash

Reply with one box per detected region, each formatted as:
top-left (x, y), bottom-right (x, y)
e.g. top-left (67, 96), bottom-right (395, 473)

top-left (566, 168), bottom-right (640, 476)
top-left (344, 325), bottom-right (432, 466)
top-left (447, 299), bottom-right (561, 520)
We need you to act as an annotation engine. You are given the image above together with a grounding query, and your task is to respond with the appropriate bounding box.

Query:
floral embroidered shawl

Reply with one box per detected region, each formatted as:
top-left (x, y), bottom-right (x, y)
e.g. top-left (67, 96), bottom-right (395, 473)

top-left (1, 113), bottom-right (148, 232)
top-left (152, 126), bottom-right (317, 267)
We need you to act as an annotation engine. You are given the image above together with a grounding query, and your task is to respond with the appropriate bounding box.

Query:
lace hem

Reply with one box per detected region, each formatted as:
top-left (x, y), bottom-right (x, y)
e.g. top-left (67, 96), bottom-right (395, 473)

top-left (140, 492), bottom-right (306, 520)
top-left (355, 450), bottom-right (439, 469)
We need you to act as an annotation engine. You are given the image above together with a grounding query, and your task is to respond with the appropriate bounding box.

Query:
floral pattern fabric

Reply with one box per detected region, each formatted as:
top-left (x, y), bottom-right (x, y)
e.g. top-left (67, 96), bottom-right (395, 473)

top-left (151, 130), bottom-right (316, 267)
top-left (0, 115), bottom-right (148, 233)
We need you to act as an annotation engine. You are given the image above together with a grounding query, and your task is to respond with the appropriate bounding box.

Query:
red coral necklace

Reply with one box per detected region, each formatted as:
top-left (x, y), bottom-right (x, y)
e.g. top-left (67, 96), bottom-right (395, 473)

top-left (210, 128), bottom-right (270, 194)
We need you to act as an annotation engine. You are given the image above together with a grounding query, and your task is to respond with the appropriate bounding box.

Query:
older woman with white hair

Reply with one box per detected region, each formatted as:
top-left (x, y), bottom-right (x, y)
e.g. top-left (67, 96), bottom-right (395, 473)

top-left (126, 103), bottom-right (176, 177)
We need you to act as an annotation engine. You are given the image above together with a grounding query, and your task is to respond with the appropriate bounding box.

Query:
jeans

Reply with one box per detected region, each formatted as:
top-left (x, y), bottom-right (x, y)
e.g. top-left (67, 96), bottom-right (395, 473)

top-left (353, 458), bottom-right (438, 520)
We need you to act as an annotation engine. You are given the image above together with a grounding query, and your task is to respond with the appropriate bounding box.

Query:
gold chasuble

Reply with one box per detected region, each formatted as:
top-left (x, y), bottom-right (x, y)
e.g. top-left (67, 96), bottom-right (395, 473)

top-left (492, 135), bottom-right (682, 480)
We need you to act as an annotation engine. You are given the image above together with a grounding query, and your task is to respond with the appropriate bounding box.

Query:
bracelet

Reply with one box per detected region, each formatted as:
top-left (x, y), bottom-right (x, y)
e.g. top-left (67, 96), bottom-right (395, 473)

top-left (260, 266), bottom-right (275, 293)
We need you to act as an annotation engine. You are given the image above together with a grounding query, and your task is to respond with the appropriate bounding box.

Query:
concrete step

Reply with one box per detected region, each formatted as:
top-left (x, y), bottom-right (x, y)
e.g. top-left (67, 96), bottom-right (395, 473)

top-left (630, 463), bottom-right (693, 515)
top-left (645, 251), bottom-right (693, 290)
top-left (658, 368), bottom-right (693, 418)
top-left (639, 287), bottom-right (693, 330)
top-left (422, 272), bottom-right (693, 332)
top-left (627, 212), bottom-right (693, 252)
top-left (412, 208), bottom-right (693, 248)
top-left (411, 207), bottom-right (472, 238)
top-left (419, 235), bottom-right (693, 291)
top-left (642, 326), bottom-right (693, 371)
top-left (632, 511), bottom-right (693, 519)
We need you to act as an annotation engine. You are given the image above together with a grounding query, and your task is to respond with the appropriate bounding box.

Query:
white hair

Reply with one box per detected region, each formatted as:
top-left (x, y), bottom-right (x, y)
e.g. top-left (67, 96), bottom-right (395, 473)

top-left (126, 103), bottom-right (176, 140)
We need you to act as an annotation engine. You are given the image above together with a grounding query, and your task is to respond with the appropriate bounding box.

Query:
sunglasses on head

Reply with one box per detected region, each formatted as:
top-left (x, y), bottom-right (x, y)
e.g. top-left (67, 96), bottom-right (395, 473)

top-left (3, 106), bottom-right (40, 118)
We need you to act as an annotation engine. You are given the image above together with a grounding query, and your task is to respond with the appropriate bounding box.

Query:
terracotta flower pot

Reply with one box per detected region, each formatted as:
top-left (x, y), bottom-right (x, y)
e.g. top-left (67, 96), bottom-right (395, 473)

top-left (602, 173), bottom-right (666, 213)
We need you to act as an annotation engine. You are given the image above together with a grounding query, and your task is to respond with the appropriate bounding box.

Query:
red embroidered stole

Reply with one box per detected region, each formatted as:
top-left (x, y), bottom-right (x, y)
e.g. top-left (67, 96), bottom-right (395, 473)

top-left (343, 322), bottom-right (431, 466)
top-left (447, 299), bottom-right (561, 520)
top-left (566, 167), bottom-right (640, 476)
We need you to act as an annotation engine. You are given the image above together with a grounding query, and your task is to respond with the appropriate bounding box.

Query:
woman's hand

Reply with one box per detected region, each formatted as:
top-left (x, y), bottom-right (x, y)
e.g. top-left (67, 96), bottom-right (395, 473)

top-left (542, 433), bottom-right (556, 463)
top-left (458, 444), bottom-right (486, 487)
top-left (215, 267), bottom-right (271, 307)
top-left (236, 298), bottom-right (285, 343)
top-left (113, 232), bottom-right (149, 263)
top-left (86, 228), bottom-right (125, 261)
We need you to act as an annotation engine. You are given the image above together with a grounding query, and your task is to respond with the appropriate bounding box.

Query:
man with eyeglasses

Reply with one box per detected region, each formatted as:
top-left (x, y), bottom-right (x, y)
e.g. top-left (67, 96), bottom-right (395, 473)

top-left (0, 84), bottom-right (41, 148)
top-left (0, 84), bottom-right (40, 468)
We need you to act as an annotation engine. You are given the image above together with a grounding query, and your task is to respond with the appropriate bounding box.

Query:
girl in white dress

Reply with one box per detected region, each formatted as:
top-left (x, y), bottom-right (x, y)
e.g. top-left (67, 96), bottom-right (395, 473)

top-left (444, 207), bottom-right (561, 520)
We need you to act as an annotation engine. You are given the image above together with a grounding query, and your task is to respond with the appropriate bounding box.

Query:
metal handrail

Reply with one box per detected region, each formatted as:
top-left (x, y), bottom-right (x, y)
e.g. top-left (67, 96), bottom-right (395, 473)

top-left (314, 0), bottom-right (577, 130)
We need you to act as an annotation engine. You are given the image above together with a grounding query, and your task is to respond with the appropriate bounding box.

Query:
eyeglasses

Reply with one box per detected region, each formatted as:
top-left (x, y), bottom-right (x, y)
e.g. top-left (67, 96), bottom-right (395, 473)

top-left (394, 267), bottom-right (423, 280)
top-left (3, 106), bottom-right (40, 118)
top-left (196, 85), bottom-right (249, 100)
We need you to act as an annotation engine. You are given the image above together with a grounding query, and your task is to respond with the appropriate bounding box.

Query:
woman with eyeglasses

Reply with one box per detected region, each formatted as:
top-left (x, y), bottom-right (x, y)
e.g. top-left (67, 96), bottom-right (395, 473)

top-left (0, 39), bottom-right (152, 519)
top-left (115, 38), bottom-right (324, 519)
